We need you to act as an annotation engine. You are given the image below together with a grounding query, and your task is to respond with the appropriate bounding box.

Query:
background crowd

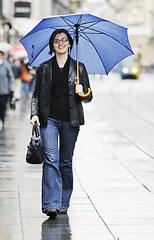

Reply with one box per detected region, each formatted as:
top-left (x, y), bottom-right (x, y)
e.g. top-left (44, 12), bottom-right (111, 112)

top-left (0, 46), bottom-right (35, 131)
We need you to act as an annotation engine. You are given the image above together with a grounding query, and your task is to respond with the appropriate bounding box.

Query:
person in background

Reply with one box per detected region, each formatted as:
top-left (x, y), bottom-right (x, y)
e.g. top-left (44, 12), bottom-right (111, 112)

top-left (0, 51), bottom-right (15, 130)
top-left (10, 59), bottom-right (22, 100)
top-left (29, 67), bottom-right (36, 92)
top-left (30, 29), bottom-right (93, 219)
top-left (20, 59), bottom-right (31, 98)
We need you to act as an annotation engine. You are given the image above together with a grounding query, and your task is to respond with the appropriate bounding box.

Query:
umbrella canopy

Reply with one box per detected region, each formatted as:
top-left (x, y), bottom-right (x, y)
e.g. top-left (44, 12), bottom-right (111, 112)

top-left (20, 13), bottom-right (134, 75)
top-left (8, 45), bottom-right (27, 59)
top-left (0, 42), bottom-right (12, 52)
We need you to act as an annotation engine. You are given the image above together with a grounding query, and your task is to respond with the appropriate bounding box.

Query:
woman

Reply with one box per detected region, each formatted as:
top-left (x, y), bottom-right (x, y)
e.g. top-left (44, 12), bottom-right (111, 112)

top-left (30, 29), bottom-right (92, 218)
top-left (20, 59), bottom-right (31, 98)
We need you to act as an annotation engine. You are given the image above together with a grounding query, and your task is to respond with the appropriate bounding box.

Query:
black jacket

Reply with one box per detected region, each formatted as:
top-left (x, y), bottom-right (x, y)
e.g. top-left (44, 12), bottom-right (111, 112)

top-left (31, 57), bottom-right (93, 127)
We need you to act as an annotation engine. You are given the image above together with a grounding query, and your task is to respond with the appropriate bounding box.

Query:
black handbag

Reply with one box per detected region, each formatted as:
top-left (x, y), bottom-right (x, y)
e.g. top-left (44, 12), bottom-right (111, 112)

top-left (26, 122), bottom-right (43, 164)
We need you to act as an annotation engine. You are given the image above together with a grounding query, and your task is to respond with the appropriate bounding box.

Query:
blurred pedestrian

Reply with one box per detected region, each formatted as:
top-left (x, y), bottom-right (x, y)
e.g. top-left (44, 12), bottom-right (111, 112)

top-left (20, 59), bottom-right (31, 98)
top-left (10, 59), bottom-right (22, 100)
top-left (29, 67), bottom-right (36, 92)
top-left (0, 51), bottom-right (15, 130)
top-left (30, 29), bottom-right (92, 218)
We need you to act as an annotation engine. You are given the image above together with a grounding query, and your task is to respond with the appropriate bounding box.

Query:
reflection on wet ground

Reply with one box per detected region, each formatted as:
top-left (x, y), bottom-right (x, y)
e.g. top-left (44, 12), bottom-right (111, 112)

top-left (42, 214), bottom-right (71, 240)
top-left (0, 99), bottom-right (115, 240)
top-left (1, 74), bottom-right (154, 240)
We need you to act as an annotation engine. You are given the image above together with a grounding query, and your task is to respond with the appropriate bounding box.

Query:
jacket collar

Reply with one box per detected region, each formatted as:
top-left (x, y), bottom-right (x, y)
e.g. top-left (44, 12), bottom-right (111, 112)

top-left (42, 56), bottom-right (77, 82)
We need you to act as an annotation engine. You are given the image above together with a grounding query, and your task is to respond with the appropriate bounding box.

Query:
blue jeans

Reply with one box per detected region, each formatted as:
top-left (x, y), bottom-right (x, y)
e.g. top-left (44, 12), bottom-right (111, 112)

top-left (40, 118), bottom-right (79, 212)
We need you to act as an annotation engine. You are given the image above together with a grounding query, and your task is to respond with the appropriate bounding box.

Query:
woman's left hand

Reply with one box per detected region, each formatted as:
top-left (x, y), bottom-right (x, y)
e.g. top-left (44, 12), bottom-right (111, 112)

top-left (75, 83), bottom-right (84, 94)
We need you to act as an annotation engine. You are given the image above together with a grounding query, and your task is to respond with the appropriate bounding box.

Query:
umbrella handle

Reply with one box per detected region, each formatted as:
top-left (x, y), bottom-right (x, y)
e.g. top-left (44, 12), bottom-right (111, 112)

top-left (77, 87), bottom-right (91, 97)
top-left (76, 78), bottom-right (91, 97)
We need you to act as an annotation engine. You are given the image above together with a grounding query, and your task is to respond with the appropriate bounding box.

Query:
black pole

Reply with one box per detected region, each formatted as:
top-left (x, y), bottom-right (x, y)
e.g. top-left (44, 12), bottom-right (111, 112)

top-left (75, 24), bottom-right (79, 44)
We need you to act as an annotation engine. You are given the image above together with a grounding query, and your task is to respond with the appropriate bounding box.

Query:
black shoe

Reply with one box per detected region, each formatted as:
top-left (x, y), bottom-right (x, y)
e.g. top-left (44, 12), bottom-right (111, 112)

top-left (60, 207), bottom-right (68, 214)
top-left (46, 208), bottom-right (58, 219)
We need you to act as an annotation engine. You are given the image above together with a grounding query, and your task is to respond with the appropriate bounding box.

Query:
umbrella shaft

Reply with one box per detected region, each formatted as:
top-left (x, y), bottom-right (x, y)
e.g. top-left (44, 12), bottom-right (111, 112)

top-left (75, 24), bottom-right (79, 85)
top-left (76, 43), bottom-right (79, 85)
top-left (75, 24), bottom-right (79, 44)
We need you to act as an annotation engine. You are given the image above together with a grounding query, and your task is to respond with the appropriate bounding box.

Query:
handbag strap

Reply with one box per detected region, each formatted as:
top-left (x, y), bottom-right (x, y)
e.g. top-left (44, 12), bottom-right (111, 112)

top-left (32, 122), bottom-right (41, 138)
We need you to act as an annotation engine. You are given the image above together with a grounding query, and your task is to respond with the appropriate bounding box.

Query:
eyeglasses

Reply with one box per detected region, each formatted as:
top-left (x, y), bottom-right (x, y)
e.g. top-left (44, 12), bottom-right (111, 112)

top-left (53, 38), bottom-right (68, 44)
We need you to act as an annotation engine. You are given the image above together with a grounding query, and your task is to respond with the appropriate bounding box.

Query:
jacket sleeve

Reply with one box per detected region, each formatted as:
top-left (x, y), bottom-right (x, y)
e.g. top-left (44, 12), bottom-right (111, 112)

top-left (6, 62), bottom-right (15, 92)
top-left (30, 66), bottom-right (42, 119)
top-left (79, 63), bottom-right (93, 103)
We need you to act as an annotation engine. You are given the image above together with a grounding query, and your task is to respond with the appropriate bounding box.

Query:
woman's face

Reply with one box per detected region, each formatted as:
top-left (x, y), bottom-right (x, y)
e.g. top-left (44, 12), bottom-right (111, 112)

top-left (53, 32), bottom-right (71, 55)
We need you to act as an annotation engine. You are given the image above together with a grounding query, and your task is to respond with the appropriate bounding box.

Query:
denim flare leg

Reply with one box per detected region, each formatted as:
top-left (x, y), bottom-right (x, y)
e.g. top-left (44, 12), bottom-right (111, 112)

top-left (40, 118), bottom-right (79, 212)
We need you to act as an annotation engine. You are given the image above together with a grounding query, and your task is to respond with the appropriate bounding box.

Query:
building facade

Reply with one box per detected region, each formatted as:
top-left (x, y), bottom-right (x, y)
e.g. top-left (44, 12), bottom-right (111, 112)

top-left (0, 0), bottom-right (79, 44)
top-left (76, 0), bottom-right (154, 67)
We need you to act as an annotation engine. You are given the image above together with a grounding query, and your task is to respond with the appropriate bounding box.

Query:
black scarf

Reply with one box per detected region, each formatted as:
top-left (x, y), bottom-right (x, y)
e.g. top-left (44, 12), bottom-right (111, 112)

top-left (52, 56), bottom-right (70, 96)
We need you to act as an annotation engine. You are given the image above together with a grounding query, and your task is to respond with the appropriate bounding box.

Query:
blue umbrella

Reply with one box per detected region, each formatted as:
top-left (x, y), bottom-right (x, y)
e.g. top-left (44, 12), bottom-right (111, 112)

top-left (20, 13), bottom-right (134, 96)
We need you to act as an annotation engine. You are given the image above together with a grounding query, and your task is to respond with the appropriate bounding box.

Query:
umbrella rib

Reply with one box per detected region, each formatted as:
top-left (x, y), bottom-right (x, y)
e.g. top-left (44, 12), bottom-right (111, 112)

top-left (78, 23), bottom-right (131, 49)
top-left (61, 16), bottom-right (76, 30)
top-left (78, 25), bottom-right (133, 54)
top-left (61, 14), bottom-right (83, 26)
top-left (61, 18), bottom-right (102, 28)
top-left (80, 26), bottom-right (104, 34)
top-left (80, 20), bottom-right (102, 29)
top-left (20, 15), bottom-right (100, 40)
top-left (78, 22), bottom-right (134, 54)
top-left (61, 18), bottom-right (103, 35)
top-left (79, 24), bottom-right (113, 35)
top-left (61, 15), bottom-right (84, 32)
top-left (77, 14), bottom-right (83, 25)
top-left (20, 24), bottom-right (73, 40)
top-left (79, 31), bottom-right (108, 75)
top-left (82, 20), bottom-right (102, 26)
top-left (61, 15), bottom-right (101, 37)
top-left (78, 28), bottom-right (133, 73)
top-left (60, 17), bottom-right (78, 42)
top-left (60, 15), bottom-right (84, 39)
top-left (61, 15), bottom-right (85, 45)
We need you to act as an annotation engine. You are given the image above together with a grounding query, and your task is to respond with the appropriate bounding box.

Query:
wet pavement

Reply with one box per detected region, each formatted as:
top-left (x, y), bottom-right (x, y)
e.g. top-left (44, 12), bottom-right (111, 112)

top-left (0, 72), bottom-right (154, 240)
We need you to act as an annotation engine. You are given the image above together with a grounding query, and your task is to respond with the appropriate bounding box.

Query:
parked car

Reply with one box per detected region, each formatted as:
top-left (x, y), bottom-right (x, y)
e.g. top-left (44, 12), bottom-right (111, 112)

top-left (119, 55), bottom-right (139, 79)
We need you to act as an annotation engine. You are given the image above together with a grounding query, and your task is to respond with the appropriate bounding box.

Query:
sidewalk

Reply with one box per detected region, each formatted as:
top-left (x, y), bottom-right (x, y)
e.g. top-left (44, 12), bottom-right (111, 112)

top-left (0, 93), bottom-right (154, 240)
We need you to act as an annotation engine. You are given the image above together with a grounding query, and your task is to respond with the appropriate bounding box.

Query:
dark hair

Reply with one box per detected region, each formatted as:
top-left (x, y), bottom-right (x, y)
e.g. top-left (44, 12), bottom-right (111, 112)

top-left (49, 29), bottom-right (73, 54)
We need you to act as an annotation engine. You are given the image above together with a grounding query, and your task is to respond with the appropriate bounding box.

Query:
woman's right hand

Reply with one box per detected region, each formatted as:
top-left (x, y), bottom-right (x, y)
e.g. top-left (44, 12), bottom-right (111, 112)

top-left (30, 115), bottom-right (40, 126)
